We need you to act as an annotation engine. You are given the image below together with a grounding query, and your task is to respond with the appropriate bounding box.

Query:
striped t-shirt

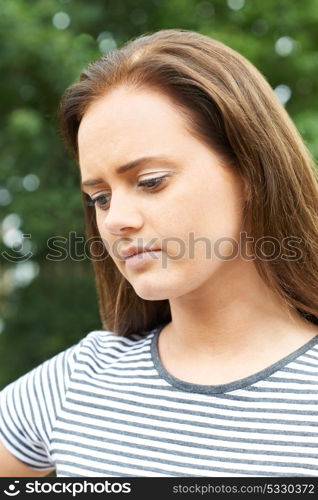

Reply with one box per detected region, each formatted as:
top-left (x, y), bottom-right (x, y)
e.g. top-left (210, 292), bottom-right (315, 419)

top-left (0, 324), bottom-right (318, 477)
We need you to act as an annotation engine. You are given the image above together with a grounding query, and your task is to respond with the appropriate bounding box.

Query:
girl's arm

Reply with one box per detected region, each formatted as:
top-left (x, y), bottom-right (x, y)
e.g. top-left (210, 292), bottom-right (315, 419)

top-left (0, 439), bottom-right (54, 477)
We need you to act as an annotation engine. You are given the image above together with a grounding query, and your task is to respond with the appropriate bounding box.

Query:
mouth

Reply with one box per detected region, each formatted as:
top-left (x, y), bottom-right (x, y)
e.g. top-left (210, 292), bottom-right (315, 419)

top-left (125, 248), bottom-right (161, 260)
top-left (123, 248), bottom-right (163, 269)
top-left (119, 245), bottom-right (162, 260)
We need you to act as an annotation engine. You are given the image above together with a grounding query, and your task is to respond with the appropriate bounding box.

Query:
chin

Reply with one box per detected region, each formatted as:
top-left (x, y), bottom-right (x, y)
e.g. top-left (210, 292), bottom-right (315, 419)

top-left (133, 286), bottom-right (171, 301)
top-left (126, 264), bottom-right (203, 301)
top-left (131, 278), bottom-right (191, 302)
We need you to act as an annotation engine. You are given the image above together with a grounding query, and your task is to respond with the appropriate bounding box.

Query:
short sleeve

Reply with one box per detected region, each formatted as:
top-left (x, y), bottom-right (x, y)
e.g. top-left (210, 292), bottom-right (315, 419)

top-left (0, 342), bottom-right (80, 471)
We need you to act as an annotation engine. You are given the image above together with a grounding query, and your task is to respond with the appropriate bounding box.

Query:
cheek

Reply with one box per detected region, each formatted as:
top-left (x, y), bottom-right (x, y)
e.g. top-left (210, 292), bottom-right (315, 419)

top-left (159, 181), bottom-right (245, 262)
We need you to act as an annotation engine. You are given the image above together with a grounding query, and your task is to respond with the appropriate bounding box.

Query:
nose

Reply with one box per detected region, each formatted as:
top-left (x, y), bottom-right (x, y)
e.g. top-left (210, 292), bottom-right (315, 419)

top-left (101, 189), bottom-right (144, 235)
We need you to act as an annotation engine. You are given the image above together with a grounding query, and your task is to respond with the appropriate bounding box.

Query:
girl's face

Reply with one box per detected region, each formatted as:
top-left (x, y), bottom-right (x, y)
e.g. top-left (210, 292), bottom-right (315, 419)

top-left (78, 87), bottom-right (247, 301)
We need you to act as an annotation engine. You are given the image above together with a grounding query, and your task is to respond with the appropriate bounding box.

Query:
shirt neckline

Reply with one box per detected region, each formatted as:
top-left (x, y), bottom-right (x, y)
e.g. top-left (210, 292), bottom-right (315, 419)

top-left (150, 324), bottom-right (318, 394)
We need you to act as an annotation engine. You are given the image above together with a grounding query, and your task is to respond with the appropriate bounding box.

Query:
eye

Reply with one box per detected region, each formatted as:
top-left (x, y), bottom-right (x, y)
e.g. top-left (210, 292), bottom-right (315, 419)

top-left (137, 175), bottom-right (168, 190)
top-left (86, 175), bottom-right (168, 211)
top-left (86, 193), bottom-right (111, 210)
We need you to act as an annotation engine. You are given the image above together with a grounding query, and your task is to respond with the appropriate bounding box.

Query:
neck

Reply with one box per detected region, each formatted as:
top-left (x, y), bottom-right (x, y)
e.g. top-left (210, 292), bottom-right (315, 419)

top-left (162, 258), bottom-right (317, 363)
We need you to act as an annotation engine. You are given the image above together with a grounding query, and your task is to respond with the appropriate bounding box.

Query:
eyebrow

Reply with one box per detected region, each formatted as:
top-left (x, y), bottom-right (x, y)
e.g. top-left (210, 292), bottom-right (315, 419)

top-left (81, 155), bottom-right (171, 188)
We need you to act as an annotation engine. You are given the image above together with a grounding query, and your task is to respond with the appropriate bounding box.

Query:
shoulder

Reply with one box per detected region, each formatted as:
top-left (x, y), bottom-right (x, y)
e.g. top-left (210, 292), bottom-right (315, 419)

top-left (74, 328), bottom-right (156, 366)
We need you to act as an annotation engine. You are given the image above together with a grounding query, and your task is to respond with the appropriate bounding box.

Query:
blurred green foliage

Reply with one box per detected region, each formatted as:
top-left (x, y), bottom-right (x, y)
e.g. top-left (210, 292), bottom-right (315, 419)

top-left (1, 0), bottom-right (318, 387)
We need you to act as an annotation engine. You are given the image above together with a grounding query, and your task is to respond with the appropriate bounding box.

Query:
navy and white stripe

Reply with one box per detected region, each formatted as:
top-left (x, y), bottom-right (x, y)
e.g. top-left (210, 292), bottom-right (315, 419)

top-left (0, 326), bottom-right (318, 477)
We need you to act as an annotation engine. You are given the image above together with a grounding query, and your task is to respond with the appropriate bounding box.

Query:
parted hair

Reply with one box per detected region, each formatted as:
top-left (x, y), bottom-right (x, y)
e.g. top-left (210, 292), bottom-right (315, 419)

top-left (58, 28), bottom-right (318, 336)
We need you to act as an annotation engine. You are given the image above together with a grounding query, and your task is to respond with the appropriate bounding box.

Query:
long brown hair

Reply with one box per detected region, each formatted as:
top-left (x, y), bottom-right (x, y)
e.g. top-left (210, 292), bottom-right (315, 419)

top-left (58, 28), bottom-right (318, 336)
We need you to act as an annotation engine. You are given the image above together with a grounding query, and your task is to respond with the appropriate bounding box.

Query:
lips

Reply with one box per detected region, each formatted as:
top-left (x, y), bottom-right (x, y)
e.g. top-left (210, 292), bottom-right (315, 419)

top-left (119, 246), bottom-right (161, 260)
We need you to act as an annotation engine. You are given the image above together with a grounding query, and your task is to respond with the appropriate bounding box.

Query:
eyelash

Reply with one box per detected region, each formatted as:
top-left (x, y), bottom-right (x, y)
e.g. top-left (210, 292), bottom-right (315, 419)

top-left (86, 175), bottom-right (168, 210)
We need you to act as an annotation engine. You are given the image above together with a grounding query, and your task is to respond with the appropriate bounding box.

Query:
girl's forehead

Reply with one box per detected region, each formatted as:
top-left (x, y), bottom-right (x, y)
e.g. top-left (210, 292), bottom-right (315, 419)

top-left (78, 94), bottom-right (198, 168)
top-left (79, 87), bottom-right (187, 136)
